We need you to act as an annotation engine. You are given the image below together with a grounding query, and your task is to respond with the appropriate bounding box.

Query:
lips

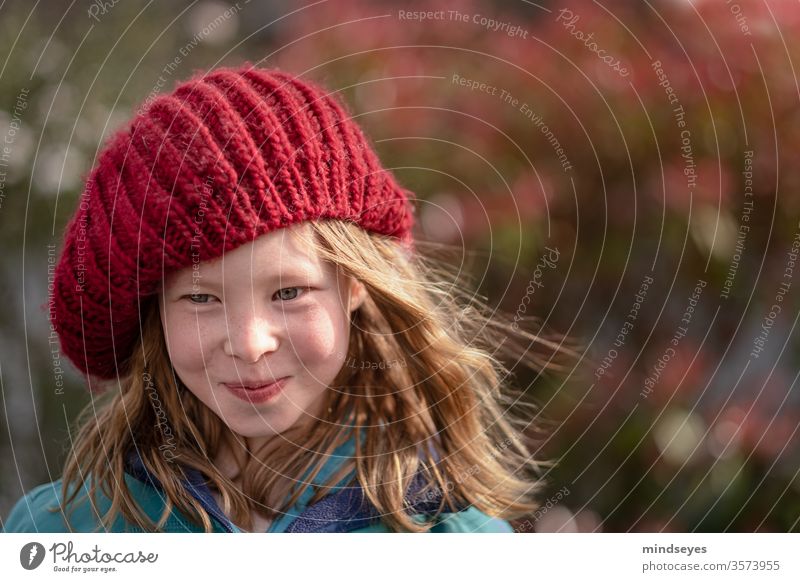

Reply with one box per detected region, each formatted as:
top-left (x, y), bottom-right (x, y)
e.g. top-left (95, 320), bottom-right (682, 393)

top-left (223, 378), bottom-right (287, 390)
top-left (221, 377), bottom-right (289, 404)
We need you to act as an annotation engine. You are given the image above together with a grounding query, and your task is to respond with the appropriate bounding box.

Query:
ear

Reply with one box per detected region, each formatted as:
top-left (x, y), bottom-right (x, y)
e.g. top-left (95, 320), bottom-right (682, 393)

top-left (348, 278), bottom-right (367, 313)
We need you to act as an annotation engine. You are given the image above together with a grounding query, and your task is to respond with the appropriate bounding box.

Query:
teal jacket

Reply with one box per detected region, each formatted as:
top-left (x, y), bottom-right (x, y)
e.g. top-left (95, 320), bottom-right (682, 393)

top-left (3, 436), bottom-right (512, 533)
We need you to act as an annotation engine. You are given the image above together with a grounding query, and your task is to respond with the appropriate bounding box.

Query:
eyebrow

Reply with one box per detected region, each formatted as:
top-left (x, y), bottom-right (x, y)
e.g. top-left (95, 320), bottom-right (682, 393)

top-left (177, 263), bottom-right (321, 289)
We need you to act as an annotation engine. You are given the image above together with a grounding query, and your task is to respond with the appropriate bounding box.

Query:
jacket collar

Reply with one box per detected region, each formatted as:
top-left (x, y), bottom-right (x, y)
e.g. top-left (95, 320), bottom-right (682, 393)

top-left (124, 434), bottom-right (461, 533)
top-left (124, 447), bottom-right (237, 532)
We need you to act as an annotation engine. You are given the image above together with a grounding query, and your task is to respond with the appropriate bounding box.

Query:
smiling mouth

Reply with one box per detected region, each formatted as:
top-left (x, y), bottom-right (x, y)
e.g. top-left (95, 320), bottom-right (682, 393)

top-left (221, 377), bottom-right (289, 404)
top-left (223, 378), bottom-right (286, 390)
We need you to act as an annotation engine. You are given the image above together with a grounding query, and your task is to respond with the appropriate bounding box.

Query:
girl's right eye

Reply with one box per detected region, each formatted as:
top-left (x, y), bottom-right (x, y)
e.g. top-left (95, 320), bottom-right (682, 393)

top-left (184, 293), bottom-right (216, 304)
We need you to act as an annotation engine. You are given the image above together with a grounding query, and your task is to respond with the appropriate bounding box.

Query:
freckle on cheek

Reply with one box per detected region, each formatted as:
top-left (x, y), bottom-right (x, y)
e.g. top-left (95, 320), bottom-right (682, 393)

top-left (296, 321), bottom-right (337, 351)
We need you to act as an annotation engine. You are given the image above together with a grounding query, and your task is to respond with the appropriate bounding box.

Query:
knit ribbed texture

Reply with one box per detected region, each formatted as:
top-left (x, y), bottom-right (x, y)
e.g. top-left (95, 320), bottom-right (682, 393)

top-left (51, 65), bottom-right (415, 382)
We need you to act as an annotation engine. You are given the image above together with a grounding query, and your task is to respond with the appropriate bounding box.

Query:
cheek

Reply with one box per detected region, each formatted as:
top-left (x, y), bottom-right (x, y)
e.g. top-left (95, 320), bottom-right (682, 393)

top-left (162, 312), bottom-right (211, 372)
top-left (287, 302), bottom-right (350, 364)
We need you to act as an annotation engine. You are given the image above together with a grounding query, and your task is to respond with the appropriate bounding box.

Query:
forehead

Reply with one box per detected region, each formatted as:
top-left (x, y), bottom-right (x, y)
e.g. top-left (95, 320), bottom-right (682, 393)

top-left (165, 224), bottom-right (330, 285)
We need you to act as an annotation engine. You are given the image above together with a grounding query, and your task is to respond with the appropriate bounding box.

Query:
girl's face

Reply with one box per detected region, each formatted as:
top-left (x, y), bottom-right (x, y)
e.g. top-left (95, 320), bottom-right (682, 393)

top-left (158, 223), bottom-right (366, 438)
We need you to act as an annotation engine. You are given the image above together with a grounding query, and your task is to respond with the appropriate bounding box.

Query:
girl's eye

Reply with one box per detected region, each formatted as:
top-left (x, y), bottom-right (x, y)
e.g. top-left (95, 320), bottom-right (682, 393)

top-left (182, 288), bottom-right (306, 304)
top-left (186, 293), bottom-right (215, 304)
top-left (274, 287), bottom-right (305, 301)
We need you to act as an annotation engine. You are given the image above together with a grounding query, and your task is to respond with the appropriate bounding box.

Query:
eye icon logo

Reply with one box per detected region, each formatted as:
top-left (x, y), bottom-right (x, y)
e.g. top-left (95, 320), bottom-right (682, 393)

top-left (20, 542), bottom-right (46, 570)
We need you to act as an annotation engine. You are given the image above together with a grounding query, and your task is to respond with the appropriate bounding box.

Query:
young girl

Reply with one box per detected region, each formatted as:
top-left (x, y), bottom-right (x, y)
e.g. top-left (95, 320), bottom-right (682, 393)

top-left (4, 64), bottom-right (574, 533)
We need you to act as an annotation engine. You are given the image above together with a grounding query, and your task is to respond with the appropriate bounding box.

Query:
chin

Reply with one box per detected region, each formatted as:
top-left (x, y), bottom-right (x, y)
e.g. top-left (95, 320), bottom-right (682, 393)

top-left (231, 426), bottom-right (281, 439)
top-left (227, 414), bottom-right (301, 438)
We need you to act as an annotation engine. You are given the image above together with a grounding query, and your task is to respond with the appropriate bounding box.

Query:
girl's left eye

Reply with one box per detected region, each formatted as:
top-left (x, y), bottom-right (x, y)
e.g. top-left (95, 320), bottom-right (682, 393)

top-left (273, 287), bottom-right (306, 301)
top-left (185, 293), bottom-right (216, 304)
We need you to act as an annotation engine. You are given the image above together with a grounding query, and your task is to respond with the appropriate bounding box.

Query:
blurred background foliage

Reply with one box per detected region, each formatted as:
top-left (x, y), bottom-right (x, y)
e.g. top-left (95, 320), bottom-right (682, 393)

top-left (0, 0), bottom-right (798, 531)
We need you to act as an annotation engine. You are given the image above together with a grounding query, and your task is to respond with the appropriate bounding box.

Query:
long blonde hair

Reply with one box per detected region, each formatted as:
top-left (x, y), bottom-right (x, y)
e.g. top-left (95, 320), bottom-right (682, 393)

top-left (59, 219), bottom-right (580, 532)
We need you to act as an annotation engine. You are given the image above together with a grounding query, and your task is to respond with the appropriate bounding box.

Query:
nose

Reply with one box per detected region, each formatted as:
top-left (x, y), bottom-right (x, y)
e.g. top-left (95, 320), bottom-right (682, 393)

top-left (222, 305), bottom-right (281, 363)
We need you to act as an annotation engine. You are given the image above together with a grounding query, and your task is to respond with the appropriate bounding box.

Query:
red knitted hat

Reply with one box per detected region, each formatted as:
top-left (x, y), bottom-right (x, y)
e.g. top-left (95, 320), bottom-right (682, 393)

top-left (51, 64), bottom-right (416, 382)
